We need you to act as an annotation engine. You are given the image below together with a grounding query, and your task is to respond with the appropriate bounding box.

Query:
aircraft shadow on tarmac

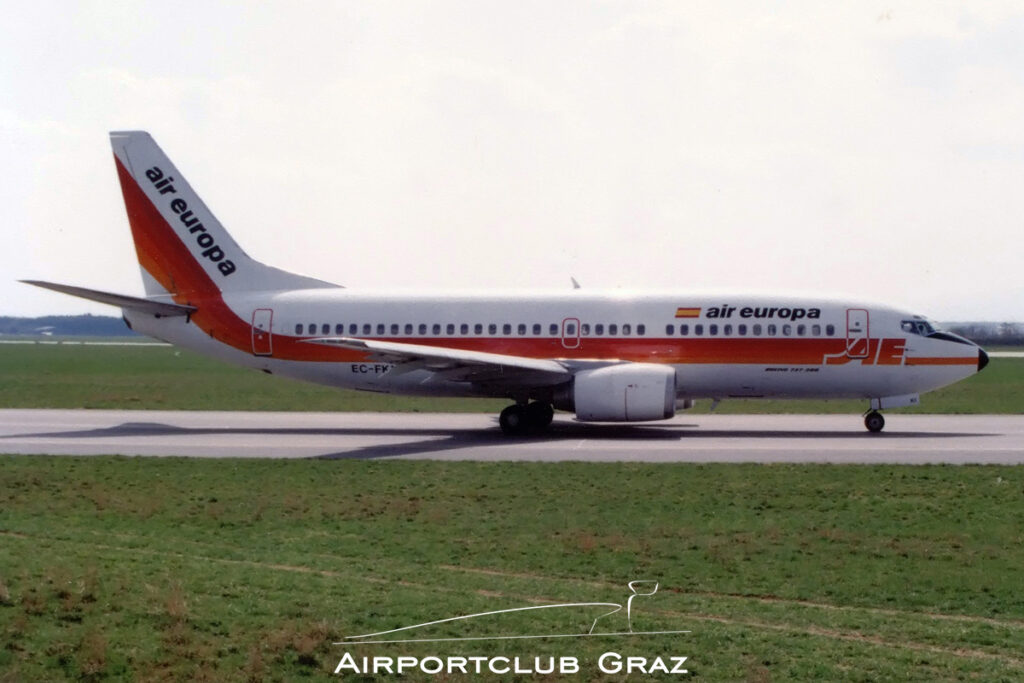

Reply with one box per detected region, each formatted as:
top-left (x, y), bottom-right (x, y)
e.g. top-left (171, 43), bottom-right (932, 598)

top-left (5, 420), bottom-right (998, 460)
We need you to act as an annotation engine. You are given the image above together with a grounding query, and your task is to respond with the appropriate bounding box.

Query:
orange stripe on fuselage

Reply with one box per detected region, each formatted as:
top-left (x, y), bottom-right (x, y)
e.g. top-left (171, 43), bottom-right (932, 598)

top-left (905, 357), bottom-right (976, 366)
top-left (283, 336), bottom-right (848, 365)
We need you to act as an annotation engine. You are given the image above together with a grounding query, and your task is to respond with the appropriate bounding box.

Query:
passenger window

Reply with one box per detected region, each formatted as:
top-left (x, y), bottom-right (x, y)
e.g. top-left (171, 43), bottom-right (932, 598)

top-left (581, 323), bottom-right (591, 335)
top-left (738, 324), bottom-right (747, 336)
top-left (446, 323), bottom-right (455, 335)
top-left (622, 324), bottom-right (631, 335)
top-left (405, 324), bottom-right (413, 335)
top-left (595, 324), bottom-right (604, 336)
top-left (308, 324), bottom-right (316, 334)
top-left (680, 324), bottom-right (688, 336)
top-left (783, 324), bottom-right (792, 336)
top-left (609, 324), bottom-right (618, 335)
top-left (724, 324), bottom-right (732, 335)
top-left (826, 324), bottom-right (835, 336)
top-left (320, 324), bottom-right (328, 335)
top-left (566, 323), bottom-right (577, 335)
top-left (709, 324), bottom-right (718, 336)
top-left (335, 324), bottom-right (344, 335)
top-left (549, 324), bottom-right (558, 336)
top-left (695, 324), bottom-right (704, 335)
top-left (517, 323), bottom-right (526, 335)
top-left (474, 323), bottom-right (483, 335)
top-left (637, 324), bottom-right (646, 335)
top-left (489, 324), bottom-right (497, 335)
top-left (419, 323), bottom-right (427, 335)
top-left (377, 324), bottom-right (385, 335)
top-left (349, 323), bottom-right (358, 335)
top-left (666, 324), bottom-right (675, 335)
top-left (295, 324), bottom-right (302, 334)
top-left (363, 324), bottom-right (372, 335)
top-left (533, 323), bottom-right (541, 335)
top-left (503, 324), bottom-right (512, 335)
top-left (391, 324), bottom-right (399, 335)
top-left (460, 324), bottom-right (469, 335)
top-left (812, 324), bottom-right (821, 336)
top-left (767, 324), bottom-right (777, 336)
top-left (753, 324), bottom-right (762, 336)
top-left (432, 324), bottom-right (441, 335)
top-left (797, 324), bottom-right (806, 336)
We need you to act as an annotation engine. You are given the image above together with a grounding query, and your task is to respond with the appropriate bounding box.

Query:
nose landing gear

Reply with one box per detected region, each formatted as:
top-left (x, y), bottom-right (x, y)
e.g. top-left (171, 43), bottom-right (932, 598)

top-left (864, 410), bottom-right (885, 433)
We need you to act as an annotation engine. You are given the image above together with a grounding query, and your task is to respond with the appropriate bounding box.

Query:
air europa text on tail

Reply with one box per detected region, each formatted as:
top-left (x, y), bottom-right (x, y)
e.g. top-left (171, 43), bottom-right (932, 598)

top-left (145, 166), bottom-right (236, 276)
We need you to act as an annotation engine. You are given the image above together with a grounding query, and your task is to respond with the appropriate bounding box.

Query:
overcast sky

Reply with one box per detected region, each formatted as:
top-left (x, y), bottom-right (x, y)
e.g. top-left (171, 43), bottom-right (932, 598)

top-left (3, 1), bottom-right (1023, 320)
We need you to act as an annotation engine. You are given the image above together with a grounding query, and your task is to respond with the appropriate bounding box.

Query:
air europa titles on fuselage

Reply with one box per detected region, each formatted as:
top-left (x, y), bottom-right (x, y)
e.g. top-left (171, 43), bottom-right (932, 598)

top-left (703, 305), bottom-right (821, 322)
top-left (144, 166), bottom-right (236, 276)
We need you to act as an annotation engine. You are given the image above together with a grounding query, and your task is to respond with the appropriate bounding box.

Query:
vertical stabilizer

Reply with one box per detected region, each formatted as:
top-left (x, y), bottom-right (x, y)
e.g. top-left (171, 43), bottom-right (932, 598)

top-left (110, 131), bottom-right (339, 298)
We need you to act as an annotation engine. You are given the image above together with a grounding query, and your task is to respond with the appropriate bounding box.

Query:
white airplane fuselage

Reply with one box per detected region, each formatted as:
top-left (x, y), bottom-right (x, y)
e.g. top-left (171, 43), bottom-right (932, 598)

top-left (27, 131), bottom-right (987, 434)
top-left (126, 288), bottom-right (983, 405)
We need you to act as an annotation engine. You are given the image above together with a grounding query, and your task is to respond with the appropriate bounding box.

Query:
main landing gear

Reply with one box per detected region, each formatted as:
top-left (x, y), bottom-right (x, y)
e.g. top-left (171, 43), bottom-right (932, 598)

top-left (499, 402), bottom-right (554, 436)
top-left (864, 410), bottom-right (885, 433)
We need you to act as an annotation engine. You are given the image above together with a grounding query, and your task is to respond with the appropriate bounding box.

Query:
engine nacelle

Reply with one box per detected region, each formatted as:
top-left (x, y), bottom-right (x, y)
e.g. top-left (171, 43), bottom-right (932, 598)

top-left (573, 364), bottom-right (677, 422)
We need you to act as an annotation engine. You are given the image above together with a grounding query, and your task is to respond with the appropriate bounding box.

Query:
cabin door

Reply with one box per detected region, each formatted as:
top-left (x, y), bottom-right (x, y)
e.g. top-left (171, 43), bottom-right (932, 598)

top-left (561, 317), bottom-right (581, 349)
top-left (252, 308), bottom-right (274, 356)
top-left (846, 308), bottom-right (869, 359)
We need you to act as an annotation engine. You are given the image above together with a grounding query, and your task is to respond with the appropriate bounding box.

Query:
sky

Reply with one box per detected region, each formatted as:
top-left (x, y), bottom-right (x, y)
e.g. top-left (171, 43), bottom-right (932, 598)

top-left (2, 1), bottom-right (1023, 321)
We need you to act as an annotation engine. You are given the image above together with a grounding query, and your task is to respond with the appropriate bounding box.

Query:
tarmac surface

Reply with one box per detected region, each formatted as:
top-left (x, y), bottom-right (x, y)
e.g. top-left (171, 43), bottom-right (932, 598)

top-left (2, 410), bottom-right (1023, 463)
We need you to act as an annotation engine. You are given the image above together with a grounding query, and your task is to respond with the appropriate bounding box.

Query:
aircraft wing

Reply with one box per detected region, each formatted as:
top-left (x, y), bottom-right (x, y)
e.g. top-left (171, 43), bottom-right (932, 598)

top-left (301, 337), bottom-right (572, 384)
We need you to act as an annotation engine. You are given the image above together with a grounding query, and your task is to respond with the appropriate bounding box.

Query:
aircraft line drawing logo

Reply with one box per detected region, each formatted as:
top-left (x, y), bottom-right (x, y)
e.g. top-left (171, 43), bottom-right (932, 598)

top-left (335, 580), bottom-right (690, 645)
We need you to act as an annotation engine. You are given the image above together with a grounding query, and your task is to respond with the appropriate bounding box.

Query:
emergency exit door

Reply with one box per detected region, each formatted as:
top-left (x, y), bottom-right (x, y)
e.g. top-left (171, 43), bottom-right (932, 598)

top-left (846, 308), bottom-right (869, 359)
top-left (251, 308), bottom-right (273, 356)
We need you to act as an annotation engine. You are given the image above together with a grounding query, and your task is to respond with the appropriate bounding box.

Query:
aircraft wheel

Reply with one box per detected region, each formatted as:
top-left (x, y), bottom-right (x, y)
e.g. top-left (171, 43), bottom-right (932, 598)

top-left (864, 411), bottom-right (885, 433)
top-left (499, 404), bottom-right (528, 435)
top-left (525, 402), bottom-right (554, 431)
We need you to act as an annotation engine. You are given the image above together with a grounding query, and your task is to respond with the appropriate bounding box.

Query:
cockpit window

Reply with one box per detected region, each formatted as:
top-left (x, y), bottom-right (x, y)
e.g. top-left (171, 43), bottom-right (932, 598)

top-left (901, 320), bottom-right (936, 336)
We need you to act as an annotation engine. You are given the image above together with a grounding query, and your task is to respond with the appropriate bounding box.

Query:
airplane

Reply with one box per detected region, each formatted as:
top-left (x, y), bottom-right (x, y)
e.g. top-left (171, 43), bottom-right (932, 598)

top-left (23, 131), bottom-right (988, 435)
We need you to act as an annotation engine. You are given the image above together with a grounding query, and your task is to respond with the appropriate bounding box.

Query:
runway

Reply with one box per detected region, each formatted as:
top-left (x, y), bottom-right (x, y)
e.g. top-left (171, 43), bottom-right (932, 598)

top-left (1, 410), bottom-right (1023, 463)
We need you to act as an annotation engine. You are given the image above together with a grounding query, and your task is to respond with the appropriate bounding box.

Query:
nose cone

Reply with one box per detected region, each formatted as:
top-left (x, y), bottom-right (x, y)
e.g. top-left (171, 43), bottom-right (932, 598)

top-left (978, 348), bottom-right (990, 372)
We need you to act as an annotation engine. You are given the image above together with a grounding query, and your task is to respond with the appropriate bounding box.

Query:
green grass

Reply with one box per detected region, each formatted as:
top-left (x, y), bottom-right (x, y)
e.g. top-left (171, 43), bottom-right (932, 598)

top-left (0, 343), bottom-right (505, 412)
top-left (1, 458), bottom-right (1023, 681)
top-left (0, 343), bottom-right (1021, 413)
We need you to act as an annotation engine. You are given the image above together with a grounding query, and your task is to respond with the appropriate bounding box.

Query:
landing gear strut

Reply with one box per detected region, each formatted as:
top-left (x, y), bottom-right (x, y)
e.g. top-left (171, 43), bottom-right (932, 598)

top-left (499, 402), bottom-right (554, 435)
top-left (864, 410), bottom-right (885, 433)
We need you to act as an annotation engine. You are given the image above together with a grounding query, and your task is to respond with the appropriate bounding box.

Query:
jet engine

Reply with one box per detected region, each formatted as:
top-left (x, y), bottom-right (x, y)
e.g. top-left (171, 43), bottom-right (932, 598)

top-left (572, 364), bottom-right (677, 422)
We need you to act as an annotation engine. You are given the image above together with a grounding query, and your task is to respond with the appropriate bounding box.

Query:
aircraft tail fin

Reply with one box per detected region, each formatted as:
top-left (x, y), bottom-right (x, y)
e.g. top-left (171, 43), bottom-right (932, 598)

top-left (109, 131), bottom-right (339, 299)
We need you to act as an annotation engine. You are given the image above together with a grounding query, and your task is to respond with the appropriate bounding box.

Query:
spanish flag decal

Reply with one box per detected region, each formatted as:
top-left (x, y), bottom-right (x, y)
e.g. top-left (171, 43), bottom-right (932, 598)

top-left (675, 307), bottom-right (701, 318)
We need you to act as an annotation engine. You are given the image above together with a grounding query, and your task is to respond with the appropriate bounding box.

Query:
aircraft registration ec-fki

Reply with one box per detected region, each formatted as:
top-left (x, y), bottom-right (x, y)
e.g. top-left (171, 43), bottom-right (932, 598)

top-left (24, 131), bottom-right (989, 434)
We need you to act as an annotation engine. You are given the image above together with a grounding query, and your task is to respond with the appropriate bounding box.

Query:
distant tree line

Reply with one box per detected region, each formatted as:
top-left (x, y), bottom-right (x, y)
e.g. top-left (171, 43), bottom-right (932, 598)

top-left (945, 322), bottom-right (1024, 347)
top-left (0, 315), bottom-right (137, 337)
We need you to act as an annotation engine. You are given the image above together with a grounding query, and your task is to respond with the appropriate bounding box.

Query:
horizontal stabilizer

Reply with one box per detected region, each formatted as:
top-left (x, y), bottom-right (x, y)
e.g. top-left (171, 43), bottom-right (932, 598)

top-left (21, 280), bottom-right (197, 317)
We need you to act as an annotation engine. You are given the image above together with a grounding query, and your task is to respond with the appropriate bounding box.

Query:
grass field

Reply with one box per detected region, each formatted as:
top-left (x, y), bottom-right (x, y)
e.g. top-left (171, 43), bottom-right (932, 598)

top-left (2, 343), bottom-right (1022, 680)
top-left (0, 342), bottom-right (1021, 413)
top-left (1, 459), bottom-right (1023, 681)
